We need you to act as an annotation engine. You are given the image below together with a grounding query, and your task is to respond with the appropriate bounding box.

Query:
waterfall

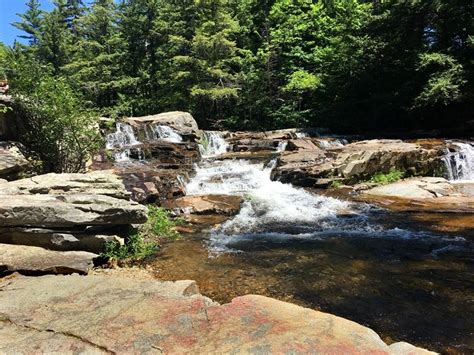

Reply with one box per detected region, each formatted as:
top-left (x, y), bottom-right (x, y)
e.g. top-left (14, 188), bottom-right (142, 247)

top-left (443, 141), bottom-right (474, 181)
top-left (200, 131), bottom-right (229, 157)
top-left (153, 125), bottom-right (183, 143)
top-left (106, 123), bottom-right (140, 149)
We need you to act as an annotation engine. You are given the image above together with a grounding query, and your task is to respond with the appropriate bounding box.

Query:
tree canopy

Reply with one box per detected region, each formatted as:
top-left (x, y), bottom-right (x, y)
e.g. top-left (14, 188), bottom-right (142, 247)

top-left (4, 0), bottom-right (473, 133)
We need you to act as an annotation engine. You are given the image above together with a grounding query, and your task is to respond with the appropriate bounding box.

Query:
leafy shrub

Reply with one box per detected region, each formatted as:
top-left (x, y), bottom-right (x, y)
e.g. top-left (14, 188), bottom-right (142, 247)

top-left (142, 206), bottom-right (181, 240)
top-left (101, 206), bottom-right (181, 262)
top-left (369, 169), bottom-right (405, 185)
top-left (8, 56), bottom-right (102, 173)
top-left (101, 233), bottom-right (158, 262)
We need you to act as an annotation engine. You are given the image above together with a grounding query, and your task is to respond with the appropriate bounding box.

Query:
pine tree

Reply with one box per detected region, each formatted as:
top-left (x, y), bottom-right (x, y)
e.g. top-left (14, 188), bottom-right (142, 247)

top-left (65, 0), bottom-right (129, 111)
top-left (189, 0), bottom-right (244, 127)
top-left (12, 0), bottom-right (43, 45)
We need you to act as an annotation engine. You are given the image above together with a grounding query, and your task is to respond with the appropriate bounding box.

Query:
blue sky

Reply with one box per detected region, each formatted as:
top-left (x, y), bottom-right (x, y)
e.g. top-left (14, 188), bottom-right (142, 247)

top-left (0, 0), bottom-right (54, 45)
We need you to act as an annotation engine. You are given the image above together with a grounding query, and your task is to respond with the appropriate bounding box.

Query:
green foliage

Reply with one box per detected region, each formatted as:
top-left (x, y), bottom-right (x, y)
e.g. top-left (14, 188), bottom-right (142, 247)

top-left (142, 206), bottom-right (181, 240)
top-left (4, 0), bottom-right (473, 133)
top-left (8, 56), bottom-right (102, 173)
top-left (330, 180), bottom-right (343, 189)
top-left (101, 233), bottom-right (158, 261)
top-left (369, 170), bottom-right (405, 185)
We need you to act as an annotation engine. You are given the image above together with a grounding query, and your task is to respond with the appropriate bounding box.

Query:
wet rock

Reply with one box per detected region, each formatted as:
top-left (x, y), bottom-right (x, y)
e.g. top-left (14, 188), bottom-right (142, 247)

top-left (0, 275), bottom-right (434, 354)
top-left (164, 194), bottom-right (242, 216)
top-left (228, 128), bottom-right (307, 140)
top-left (361, 177), bottom-right (474, 213)
top-left (286, 138), bottom-right (320, 151)
top-left (213, 150), bottom-right (278, 161)
top-left (0, 244), bottom-right (97, 275)
top-left (125, 111), bottom-right (199, 141)
top-left (128, 141), bottom-right (201, 165)
top-left (229, 138), bottom-right (280, 152)
top-left (0, 228), bottom-right (123, 253)
top-left (0, 142), bottom-right (29, 180)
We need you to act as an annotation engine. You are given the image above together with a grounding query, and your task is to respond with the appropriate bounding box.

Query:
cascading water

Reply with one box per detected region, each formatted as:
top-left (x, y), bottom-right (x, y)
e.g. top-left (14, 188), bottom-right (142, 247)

top-left (106, 123), bottom-right (141, 161)
top-left (443, 141), bottom-right (474, 181)
top-left (185, 153), bottom-right (466, 255)
top-left (199, 131), bottom-right (229, 157)
top-left (106, 122), bottom-right (184, 161)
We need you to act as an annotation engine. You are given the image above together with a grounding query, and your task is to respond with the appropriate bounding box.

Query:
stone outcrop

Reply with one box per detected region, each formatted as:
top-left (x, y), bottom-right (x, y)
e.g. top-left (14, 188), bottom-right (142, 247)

top-left (0, 244), bottom-right (97, 275)
top-left (0, 171), bottom-right (146, 255)
top-left (125, 111), bottom-right (199, 140)
top-left (164, 194), bottom-right (242, 216)
top-left (361, 177), bottom-right (474, 213)
top-left (0, 142), bottom-right (29, 180)
top-left (0, 274), bottom-right (434, 354)
top-left (272, 139), bottom-right (447, 187)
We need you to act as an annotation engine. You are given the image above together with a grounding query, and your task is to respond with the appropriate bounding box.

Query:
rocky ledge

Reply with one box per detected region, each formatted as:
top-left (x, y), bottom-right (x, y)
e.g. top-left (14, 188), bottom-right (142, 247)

top-left (271, 139), bottom-right (447, 187)
top-left (360, 177), bottom-right (474, 213)
top-left (0, 171), bottom-right (147, 256)
top-left (0, 274), bottom-right (434, 354)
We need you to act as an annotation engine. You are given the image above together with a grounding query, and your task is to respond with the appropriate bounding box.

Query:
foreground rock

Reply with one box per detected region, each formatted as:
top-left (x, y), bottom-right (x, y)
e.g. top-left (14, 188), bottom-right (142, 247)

top-left (361, 177), bottom-right (474, 213)
top-left (0, 142), bottom-right (29, 180)
top-left (0, 274), bottom-right (433, 354)
top-left (272, 139), bottom-right (447, 187)
top-left (0, 171), bottom-right (146, 253)
top-left (0, 244), bottom-right (96, 275)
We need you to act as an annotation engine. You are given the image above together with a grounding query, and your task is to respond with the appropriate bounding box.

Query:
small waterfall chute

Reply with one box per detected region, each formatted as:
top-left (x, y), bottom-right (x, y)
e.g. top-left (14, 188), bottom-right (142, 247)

top-left (199, 131), bottom-right (229, 157)
top-left (443, 141), bottom-right (474, 181)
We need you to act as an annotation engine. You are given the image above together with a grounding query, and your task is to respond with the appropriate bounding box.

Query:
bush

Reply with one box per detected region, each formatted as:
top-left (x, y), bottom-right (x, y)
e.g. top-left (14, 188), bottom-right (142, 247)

top-left (369, 169), bottom-right (405, 185)
top-left (101, 233), bottom-right (158, 262)
top-left (101, 206), bottom-right (181, 262)
top-left (142, 206), bottom-right (181, 240)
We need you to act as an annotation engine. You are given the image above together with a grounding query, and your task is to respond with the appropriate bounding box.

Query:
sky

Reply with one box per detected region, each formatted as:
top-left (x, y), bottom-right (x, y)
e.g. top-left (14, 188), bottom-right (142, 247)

top-left (0, 0), bottom-right (54, 46)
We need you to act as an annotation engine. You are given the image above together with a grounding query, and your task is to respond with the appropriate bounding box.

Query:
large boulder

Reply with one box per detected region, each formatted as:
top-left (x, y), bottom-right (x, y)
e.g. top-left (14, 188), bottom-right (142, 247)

top-left (0, 171), bottom-right (147, 254)
top-left (0, 171), bottom-right (147, 228)
top-left (125, 111), bottom-right (199, 140)
top-left (272, 139), bottom-right (447, 187)
top-left (0, 274), bottom-right (434, 354)
top-left (0, 142), bottom-right (29, 180)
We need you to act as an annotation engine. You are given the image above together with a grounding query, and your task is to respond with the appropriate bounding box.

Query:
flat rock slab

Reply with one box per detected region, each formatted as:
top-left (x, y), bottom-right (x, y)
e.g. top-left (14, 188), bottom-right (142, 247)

top-left (0, 171), bottom-right (148, 228)
top-left (0, 274), bottom-right (434, 354)
top-left (362, 177), bottom-right (474, 213)
top-left (0, 244), bottom-right (97, 275)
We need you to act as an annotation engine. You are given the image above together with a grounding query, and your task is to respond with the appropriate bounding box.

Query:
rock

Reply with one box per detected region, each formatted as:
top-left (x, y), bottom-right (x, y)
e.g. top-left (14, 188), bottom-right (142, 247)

top-left (128, 141), bottom-right (201, 166)
top-left (228, 128), bottom-right (308, 140)
top-left (125, 111), bottom-right (199, 140)
top-left (0, 228), bottom-right (123, 253)
top-left (334, 139), bottom-right (445, 179)
top-left (0, 192), bottom-right (147, 228)
top-left (164, 194), bottom-right (242, 216)
top-left (389, 342), bottom-right (436, 355)
top-left (286, 138), bottom-right (320, 151)
top-left (0, 142), bottom-right (29, 180)
top-left (0, 275), bottom-right (434, 354)
top-left (361, 177), bottom-right (474, 213)
top-left (229, 138), bottom-right (280, 152)
top-left (0, 170), bottom-right (131, 199)
top-left (272, 139), bottom-right (447, 188)
top-left (212, 150), bottom-right (278, 161)
top-left (0, 171), bottom-right (147, 228)
top-left (0, 244), bottom-right (97, 275)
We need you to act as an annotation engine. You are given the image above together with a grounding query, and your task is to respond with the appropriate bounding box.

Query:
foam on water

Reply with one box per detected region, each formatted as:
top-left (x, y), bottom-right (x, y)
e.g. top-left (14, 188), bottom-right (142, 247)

top-left (184, 157), bottom-right (466, 255)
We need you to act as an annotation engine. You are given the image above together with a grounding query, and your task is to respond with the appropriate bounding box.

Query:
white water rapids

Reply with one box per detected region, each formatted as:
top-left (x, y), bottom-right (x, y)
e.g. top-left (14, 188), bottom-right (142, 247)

top-left (444, 141), bottom-right (474, 181)
top-left (184, 133), bottom-right (467, 255)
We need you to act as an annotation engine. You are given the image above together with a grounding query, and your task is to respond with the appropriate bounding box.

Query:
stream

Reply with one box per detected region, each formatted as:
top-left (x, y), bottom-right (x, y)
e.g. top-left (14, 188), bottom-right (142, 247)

top-left (108, 126), bottom-right (474, 353)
